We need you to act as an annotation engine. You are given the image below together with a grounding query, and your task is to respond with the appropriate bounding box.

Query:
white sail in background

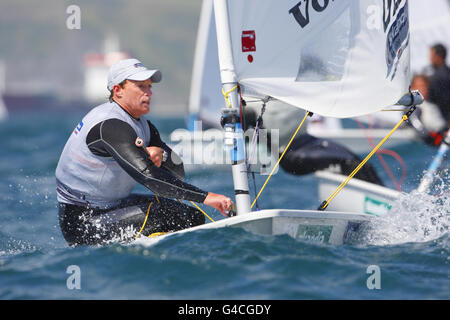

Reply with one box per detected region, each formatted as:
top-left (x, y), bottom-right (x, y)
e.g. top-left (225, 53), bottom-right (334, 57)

top-left (188, 0), bottom-right (223, 129)
top-left (409, 0), bottom-right (450, 73)
top-left (222, 0), bottom-right (411, 118)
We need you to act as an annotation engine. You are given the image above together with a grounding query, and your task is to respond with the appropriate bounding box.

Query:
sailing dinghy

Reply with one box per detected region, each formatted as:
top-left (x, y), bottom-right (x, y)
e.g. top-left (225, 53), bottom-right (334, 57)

top-left (142, 0), bottom-right (419, 245)
top-left (315, 130), bottom-right (449, 215)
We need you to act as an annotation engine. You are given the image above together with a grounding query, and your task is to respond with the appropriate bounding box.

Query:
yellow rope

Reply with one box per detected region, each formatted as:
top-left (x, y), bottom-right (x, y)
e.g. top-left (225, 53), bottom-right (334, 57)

top-left (135, 202), bottom-right (153, 240)
top-left (251, 111), bottom-right (311, 209)
top-left (318, 114), bottom-right (409, 211)
top-left (146, 201), bottom-right (214, 239)
top-left (135, 196), bottom-right (214, 240)
top-left (222, 85), bottom-right (238, 108)
top-left (148, 232), bottom-right (167, 238)
top-left (190, 201), bottom-right (215, 222)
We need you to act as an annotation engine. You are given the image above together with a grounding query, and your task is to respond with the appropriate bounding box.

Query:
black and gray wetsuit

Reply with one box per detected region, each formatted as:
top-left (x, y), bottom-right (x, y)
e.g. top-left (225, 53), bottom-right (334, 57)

top-left (55, 101), bottom-right (207, 246)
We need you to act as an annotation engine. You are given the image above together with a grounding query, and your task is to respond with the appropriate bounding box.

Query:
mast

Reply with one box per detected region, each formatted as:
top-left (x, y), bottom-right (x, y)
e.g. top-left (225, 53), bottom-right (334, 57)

top-left (0, 61), bottom-right (8, 120)
top-left (213, 0), bottom-right (251, 215)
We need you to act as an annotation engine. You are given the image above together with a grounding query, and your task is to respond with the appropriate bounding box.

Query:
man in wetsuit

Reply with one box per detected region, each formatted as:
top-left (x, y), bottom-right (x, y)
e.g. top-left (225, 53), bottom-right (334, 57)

top-left (56, 58), bottom-right (233, 246)
top-left (428, 43), bottom-right (450, 127)
top-left (407, 73), bottom-right (448, 146)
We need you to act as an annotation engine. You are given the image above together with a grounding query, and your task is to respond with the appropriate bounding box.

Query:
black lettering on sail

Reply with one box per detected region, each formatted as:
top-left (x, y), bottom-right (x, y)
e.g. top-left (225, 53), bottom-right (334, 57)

top-left (289, 0), bottom-right (310, 28)
top-left (393, 0), bottom-right (402, 15)
top-left (383, 0), bottom-right (392, 32)
top-left (289, 0), bottom-right (332, 29)
top-left (311, 0), bottom-right (329, 12)
top-left (383, 0), bottom-right (404, 32)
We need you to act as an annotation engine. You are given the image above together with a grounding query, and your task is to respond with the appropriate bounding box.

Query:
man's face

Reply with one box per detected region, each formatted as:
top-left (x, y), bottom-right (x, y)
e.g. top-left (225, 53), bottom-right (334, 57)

top-left (114, 79), bottom-right (153, 118)
top-left (411, 77), bottom-right (428, 100)
top-left (430, 49), bottom-right (443, 68)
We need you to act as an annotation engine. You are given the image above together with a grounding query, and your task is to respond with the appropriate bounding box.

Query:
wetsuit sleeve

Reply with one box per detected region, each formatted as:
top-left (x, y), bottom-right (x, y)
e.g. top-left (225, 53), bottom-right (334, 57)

top-left (147, 120), bottom-right (185, 180)
top-left (86, 119), bottom-right (208, 203)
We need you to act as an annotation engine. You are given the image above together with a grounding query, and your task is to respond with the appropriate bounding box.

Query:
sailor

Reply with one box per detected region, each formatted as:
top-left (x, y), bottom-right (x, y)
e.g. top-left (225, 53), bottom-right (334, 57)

top-left (428, 43), bottom-right (450, 127)
top-left (56, 58), bottom-right (233, 246)
top-left (243, 99), bottom-right (384, 186)
top-left (408, 73), bottom-right (448, 146)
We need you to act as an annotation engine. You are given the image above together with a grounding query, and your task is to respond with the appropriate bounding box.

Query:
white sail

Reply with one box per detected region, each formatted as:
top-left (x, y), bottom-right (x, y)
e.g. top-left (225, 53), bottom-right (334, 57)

top-left (188, 0), bottom-right (224, 129)
top-left (221, 0), bottom-right (411, 118)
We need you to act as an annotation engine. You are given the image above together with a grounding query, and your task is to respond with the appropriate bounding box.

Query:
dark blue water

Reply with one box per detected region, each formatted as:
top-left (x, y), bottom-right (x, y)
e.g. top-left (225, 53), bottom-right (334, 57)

top-left (0, 110), bottom-right (448, 300)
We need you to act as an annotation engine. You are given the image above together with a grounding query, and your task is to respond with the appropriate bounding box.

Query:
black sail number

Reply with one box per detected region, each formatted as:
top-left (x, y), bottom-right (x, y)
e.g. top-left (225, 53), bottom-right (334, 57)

top-left (289, 0), bottom-right (332, 28)
top-left (312, 0), bottom-right (329, 12)
top-left (383, 0), bottom-right (403, 32)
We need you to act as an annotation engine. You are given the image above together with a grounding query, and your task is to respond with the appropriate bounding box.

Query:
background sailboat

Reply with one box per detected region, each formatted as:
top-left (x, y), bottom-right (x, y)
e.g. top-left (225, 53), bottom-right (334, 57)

top-left (315, 0), bottom-right (450, 215)
top-left (169, 0), bottom-right (228, 172)
top-left (316, 129), bottom-right (449, 216)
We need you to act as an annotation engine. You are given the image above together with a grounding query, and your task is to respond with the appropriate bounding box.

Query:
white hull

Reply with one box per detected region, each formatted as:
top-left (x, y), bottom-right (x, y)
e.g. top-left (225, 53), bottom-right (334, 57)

top-left (315, 170), bottom-right (400, 216)
top-left (136, 209), bottom-right (370, 246)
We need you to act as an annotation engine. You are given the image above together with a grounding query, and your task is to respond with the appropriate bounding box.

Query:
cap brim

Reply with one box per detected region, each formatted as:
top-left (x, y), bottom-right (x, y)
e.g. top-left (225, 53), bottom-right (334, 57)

top-left (127, 70), bottom-right (162, 83)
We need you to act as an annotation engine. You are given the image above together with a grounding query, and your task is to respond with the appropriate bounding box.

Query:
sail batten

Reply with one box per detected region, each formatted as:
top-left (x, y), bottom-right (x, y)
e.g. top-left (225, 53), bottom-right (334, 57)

top-left (222, 0), bottom-right (411, 118)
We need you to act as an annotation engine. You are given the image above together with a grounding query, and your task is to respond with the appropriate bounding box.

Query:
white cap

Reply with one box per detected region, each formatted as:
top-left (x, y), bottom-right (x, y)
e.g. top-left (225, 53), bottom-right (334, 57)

top-left (107, 58), bottom-right (162, 91)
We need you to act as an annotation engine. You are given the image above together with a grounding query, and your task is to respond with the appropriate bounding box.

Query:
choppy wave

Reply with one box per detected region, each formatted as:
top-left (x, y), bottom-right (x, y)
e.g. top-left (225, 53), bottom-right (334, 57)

top-left (359, 172), bottom-right (449, 246)
top-left (0, 112), bottom-right (449, 299)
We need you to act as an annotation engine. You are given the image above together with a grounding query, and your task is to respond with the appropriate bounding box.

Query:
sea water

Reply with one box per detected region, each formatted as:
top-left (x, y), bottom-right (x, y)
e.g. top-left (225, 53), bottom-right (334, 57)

top-left (0, 110), bottom-right (448, 300)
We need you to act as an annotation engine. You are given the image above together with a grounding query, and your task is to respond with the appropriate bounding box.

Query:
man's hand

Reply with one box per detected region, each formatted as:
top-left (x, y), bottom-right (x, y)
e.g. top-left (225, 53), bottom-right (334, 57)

top-left (203, 192), bottom-right (234, 216)
top-left (145, 146), bottom-right (164, 167)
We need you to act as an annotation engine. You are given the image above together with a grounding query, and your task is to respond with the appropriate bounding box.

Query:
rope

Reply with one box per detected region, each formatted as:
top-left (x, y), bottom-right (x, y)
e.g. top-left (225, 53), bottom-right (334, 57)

top-left (135, 201), bottom-right (153, 240)
top-left (246, 101), bottom-right (268, 210)
top-left (251, 111), bottom-right (311, 209)
top-left (318, 114), bottom-right (410, 211)
top-left (355, 118), bottom-right (407, 191)
top-left (135, 196), bottom-right (214, 240)
top-left (246, 101), bottom-right (266, 170)
top-left (146, 202), bottom-right (214, 239)
top-left (222, 85), bottom-right (238, 108)
top-left (190, 201), bottom-right (215, 222)
top-left (148, 232), bottom-right (167, 238)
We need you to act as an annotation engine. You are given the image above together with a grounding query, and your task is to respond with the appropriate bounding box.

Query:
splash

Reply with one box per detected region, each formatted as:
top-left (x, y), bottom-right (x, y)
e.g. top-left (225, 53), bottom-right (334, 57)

top-left (360, 172), bottom-right (449, 246)
top-left (0, 238), bottom-right (38, 257)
